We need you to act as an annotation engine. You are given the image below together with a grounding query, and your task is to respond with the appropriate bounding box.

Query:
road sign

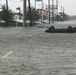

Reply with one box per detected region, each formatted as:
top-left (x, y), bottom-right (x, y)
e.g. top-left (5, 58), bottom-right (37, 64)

top-left (45, 5), bottom-right (57, 11)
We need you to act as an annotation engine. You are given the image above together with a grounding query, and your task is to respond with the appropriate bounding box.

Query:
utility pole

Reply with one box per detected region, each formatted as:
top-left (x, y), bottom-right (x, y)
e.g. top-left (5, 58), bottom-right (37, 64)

top-left (28, 0), bottom-right (32, 26)
top-left (6, 0), bottom-right (8, 25)
top-left (52, 0), bottom-right (54, 23)
top-left (63, 7), bottom-right (64, 14)
top-left (48, 0), bottom-right (50, 24)
top-left (56, 0), bottom-right (58, 15)
top-left (63, 7), bottom-right (65, 21)
top-left (56, 0), bottom-right (58, 22)
top-left (35, 0), bottom-right (36, 9)
top-left (42, 0), bottom-right (43, 23)
top-left (6, 0), bottom-right (8, 10)
top-left (23, 0), bottom-right (26, 26)
top-left (61, 6), bottom-right (62, 13)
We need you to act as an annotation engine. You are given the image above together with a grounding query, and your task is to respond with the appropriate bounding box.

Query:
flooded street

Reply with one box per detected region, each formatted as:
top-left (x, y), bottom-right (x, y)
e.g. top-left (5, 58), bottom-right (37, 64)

top-left (0, 22), bottom-right (76, 75)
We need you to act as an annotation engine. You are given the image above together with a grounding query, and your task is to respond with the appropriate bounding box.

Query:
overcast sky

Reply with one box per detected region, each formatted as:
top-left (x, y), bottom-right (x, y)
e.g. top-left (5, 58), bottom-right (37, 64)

top-left (0, 0), bottom-right (76, 15)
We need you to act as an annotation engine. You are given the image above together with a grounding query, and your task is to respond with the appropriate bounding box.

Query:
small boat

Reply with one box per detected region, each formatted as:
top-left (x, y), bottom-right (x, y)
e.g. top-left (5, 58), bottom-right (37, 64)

top-left (45, 26), bottom-right (76, 33)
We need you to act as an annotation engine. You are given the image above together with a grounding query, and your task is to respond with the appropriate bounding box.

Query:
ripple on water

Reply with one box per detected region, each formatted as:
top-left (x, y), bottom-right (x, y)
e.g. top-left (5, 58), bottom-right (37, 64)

top-left (0, 64), bottom-right (41, 75)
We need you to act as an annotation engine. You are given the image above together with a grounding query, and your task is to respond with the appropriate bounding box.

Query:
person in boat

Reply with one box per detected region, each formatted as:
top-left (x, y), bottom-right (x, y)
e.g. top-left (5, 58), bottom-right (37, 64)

top-left (49, 26), bottom-right (55, 30)
top-left (68, 25), bottom-right (73, 32)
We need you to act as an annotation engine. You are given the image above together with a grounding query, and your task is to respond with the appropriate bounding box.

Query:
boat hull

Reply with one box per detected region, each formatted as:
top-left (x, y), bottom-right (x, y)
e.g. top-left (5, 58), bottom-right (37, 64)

top-left (45, 28), bottom-right (76, 33)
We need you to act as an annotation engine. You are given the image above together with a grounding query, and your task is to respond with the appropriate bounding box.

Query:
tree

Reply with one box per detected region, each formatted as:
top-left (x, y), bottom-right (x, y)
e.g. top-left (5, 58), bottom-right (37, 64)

top-left (26, 7), bottom-right (40, 21)
top-left (55, 15), bottom-right (63, 21)
top-left (0, 5), bottom-right (14, 23)
top-left (59, 12), bottom-right (69, 21)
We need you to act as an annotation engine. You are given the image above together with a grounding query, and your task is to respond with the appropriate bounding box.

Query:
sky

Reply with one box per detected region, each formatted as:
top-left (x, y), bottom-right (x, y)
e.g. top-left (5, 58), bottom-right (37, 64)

top-left (0, 0), bottom-right (76, 15)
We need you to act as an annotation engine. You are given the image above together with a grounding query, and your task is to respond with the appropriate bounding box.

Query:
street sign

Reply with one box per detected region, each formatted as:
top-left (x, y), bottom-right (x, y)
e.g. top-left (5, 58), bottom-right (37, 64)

top-left (45, 5), bottom-right (57, 11)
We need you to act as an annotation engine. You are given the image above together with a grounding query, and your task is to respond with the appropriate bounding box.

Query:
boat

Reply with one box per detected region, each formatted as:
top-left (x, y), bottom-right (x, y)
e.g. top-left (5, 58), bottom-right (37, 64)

top-left (45, 26), bottom-right (76, 33)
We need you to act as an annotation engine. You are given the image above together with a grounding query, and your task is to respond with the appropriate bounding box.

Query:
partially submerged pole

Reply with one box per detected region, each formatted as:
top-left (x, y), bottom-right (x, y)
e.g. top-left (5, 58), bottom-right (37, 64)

top-left (35, 0), bottom-right (36, 9)
top-left (52, 0), bottom-right (54, 23)
top-left (6, 0), bottom-right (8, 26)
top-left (23, 0), bottom-right (26, 26)
top-left (28, 0), bottom-right (32, 26)
top-left (56, 0), bottom-right (58, 22)
top-left (48, 0), bottom-right (50, 24)
top-left (42, 0), bottom-right (43, 23)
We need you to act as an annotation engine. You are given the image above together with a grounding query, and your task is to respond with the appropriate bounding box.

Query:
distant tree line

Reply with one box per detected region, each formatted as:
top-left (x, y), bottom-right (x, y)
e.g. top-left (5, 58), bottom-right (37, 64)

top-left (68, 15), bottom-right (76, 20)
top-left (55, 12), bottom-right (70, 21)
top-left (0, 4), bottom-right (74, 27)
top-left (0, 5), bottom-right (14, 24)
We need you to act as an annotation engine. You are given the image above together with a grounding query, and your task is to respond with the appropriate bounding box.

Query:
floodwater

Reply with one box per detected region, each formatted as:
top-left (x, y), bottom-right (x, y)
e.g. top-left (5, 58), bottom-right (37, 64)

top-left (0, 21), bottom-right (76, 75)
top-left (37, 20), bottom-right (76, 28)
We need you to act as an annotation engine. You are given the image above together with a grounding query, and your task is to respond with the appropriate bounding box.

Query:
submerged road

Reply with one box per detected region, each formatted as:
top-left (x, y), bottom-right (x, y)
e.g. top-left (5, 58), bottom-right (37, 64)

top-left (37, 20), bottom-right (76, 28)
top-left (0, 21), bottom-right (76, 75)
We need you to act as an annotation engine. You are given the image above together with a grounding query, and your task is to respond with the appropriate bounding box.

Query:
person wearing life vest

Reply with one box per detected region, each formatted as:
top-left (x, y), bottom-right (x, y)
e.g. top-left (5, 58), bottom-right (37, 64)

top-left (68, 25), bottom-right (73, 32)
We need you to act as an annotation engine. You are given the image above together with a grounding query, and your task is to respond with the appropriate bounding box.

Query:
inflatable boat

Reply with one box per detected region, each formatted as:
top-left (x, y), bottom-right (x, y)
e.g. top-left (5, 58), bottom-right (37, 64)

top-left (45, 26), bottom-right (76, 33)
